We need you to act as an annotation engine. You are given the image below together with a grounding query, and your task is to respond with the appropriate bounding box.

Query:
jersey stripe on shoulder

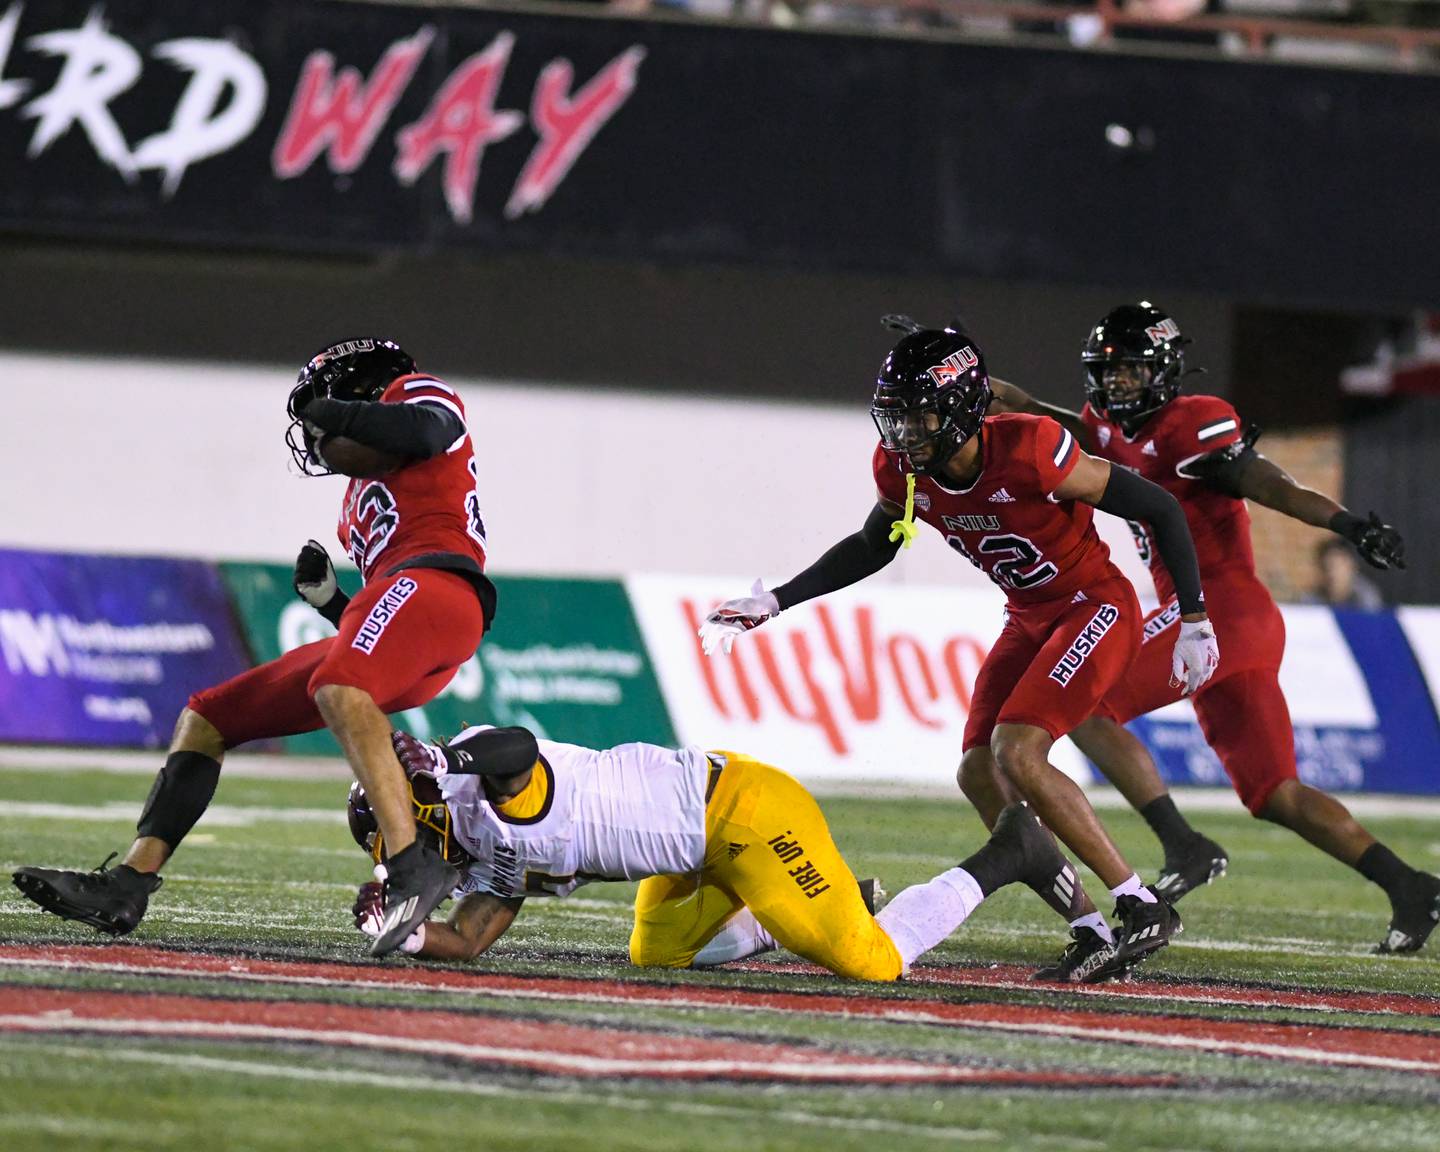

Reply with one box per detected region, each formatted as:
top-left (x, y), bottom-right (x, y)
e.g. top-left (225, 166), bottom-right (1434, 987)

top-left (1052, 426), bottom-right (1077, 467)
top-left (1196, 417), bottom-right (1238, 442)
top-left (402, 377), bottom-right (457, 397)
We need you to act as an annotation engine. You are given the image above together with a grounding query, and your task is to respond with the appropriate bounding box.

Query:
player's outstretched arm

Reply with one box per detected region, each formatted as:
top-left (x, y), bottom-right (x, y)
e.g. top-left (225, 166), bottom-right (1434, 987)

top-left (428, 892), bottom-right (525, 960)
top-left (354, 881), bottom-right (523, 961)
top-left (1059, 453), bottom-right (1218, 694)
top-left (699, 502), bottom-right (904, 655)
top-left (988, 378), bottom-right (1095, 451)
top-left (1189, 445), bottom-right (1406, 571)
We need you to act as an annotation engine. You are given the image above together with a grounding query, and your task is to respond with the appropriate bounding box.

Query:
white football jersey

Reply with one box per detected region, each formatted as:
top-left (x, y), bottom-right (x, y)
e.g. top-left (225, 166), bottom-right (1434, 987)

top-left (440, 735), bottom-right (711, 900)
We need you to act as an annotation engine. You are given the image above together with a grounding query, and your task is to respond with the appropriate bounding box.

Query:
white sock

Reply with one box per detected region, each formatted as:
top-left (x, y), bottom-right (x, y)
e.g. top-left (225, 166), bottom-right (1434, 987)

top-left (1109, 873), bottom-right (1157, 903)
top-left (1070, 911), bottom-right (1114, 943)
top-left (691, 908), bottom-right (778, 967)
top-left (875, 866), bottom-right (985, 972)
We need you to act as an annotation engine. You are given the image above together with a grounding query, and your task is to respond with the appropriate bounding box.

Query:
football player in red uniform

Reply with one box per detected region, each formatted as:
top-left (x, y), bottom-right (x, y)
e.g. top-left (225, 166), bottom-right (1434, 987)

top-left (990, 302), bottom-right (1438, 959)
top-left (13, 339), bottom-right (497, 958)
top-left (701, 323), bottom-right (1220, 981)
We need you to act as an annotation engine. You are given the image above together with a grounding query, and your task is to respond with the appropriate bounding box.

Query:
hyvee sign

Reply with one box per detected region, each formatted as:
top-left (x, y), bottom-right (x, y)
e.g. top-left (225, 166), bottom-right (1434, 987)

top-left (0, 1), bottom-right (644, 229)
top-left (628, 575), bottom-right (1096, 785)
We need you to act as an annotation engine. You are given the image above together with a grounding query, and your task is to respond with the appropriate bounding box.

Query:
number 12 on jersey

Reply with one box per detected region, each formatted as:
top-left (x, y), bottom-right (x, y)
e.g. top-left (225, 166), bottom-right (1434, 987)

top-left (947, 531), bottom-right (1059, 590)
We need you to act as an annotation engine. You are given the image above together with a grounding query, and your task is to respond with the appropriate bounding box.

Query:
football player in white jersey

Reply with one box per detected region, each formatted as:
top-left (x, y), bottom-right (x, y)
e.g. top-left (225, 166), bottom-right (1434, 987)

top-left (348, 725), bottom-right (1068, 981)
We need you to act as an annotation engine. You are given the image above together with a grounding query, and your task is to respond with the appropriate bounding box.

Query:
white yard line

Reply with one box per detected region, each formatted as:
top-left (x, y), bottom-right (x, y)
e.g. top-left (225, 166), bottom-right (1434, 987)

top-left (0, 801), bottom-right (344, 825)
top-left (4, 746), bottom-right (1439, 817)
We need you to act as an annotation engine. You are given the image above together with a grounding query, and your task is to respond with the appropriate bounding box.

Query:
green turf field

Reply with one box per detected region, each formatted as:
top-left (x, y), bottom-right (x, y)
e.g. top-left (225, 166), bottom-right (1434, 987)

top-left (1, 759), bottom-right (1437, 1152)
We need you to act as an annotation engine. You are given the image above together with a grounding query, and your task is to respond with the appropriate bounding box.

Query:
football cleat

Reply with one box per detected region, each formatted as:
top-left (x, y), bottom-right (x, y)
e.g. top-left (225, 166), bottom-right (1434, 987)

top-left (1375, 872), bottom-right (1440, 955)
top-left (1083, 889), bottom-right (1181, 983)
top-left (369, 842), bottom-right (458, 958)
top-left (1154, 836), bottom-right (1229, 902)
top-left (12, 854), bottom-right (162, 937)
top-left (1031, 926), bottom-right (1121, 984)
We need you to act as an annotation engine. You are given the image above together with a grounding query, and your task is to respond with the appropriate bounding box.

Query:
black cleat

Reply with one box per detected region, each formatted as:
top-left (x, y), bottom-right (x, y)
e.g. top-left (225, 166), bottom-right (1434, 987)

top-left (12, 854), bottom-right (162, 937)
top-left (1083, 889), bottom-right (1180, 982)
top-left (1031, 925), bottom-right (1121, 984)
top-left (1154, 836), bottom-right (1229, 902)
top-left (1375, 872), bottom-right (1440, 955)
top-left (858, 877), bottom-right (888, 915)
top-left (369, 842), bottom-right (458, 957)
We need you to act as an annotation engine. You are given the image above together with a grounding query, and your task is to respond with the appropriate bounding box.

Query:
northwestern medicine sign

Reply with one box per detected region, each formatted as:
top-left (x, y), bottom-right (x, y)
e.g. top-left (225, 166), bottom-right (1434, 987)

top-left (0, 548), bottom-right (252, 747)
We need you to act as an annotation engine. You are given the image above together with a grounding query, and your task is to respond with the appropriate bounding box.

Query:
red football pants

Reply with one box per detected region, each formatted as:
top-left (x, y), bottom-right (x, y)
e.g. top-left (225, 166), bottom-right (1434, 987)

top-left (963, 577), bottom-right (1141, 749)
top-left (1098, 571), bottom-right (1294, 814)
top-left (189, 568), bottom-right (486, 749)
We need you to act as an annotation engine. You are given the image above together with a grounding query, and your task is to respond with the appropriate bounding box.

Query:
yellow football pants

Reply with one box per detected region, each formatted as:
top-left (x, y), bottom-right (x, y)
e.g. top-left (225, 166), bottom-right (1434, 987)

top-left (628, 752), bottom-right (903, 981)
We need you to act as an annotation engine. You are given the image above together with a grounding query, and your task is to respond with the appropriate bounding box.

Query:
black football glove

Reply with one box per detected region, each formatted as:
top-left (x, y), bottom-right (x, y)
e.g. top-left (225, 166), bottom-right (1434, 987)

top-left (292, 539), bottom-right (351, 624)
top-left (1332, 511), bottom-right (1406, 571)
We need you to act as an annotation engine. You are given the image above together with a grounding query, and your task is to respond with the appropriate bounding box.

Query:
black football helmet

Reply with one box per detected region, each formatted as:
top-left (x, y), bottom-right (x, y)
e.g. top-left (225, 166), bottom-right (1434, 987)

top-left (1082, 303), bottom-right (1187, 423)
top-left (871, 326), bottom-right (991, 475)
top-left (286, 338), bottom-right (416, 475)
top-left (347, 773), bottom-right (470, 867)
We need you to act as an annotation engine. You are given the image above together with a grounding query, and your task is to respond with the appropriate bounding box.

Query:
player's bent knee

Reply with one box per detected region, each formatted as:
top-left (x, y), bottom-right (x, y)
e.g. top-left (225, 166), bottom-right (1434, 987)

top-left (958, 748), bottom-right (995, 798)
top-left (628, 928), bottom-right (692, 969)
top-left (172, 708), bottom-right (226, 758)
top-left (991, 731), bottom-right (1045, 788)
top-left (1251, 776), bottom-right (1297, 821)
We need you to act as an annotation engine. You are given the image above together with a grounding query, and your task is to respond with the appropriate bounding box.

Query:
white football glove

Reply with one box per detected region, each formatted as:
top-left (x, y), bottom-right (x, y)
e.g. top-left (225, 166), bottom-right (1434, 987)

top-left (1171, 619), bottom-right (1220, 696)
top-left (292, 539), bottom-right (338, 609)
top-left (698, 579), bottom-right (780, 656)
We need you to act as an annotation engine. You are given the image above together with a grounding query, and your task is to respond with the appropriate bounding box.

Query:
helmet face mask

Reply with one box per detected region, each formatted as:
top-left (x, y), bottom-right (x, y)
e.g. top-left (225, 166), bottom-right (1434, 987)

top-left (347, 775), bottom-right (470, 867)
top-left (871, 329), bottom-right (991, 475)
top-left (286, 338), bottom-right (416, 475)
top-left (1082, 303), bottom-right (1186, 424)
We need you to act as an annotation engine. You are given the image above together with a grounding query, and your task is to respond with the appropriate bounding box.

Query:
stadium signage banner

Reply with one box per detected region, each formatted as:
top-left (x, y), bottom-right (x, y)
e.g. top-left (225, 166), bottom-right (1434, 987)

top-left (0, 0), bottom-right (647, 247)
top-left (628, 575), bottom-right (1440, 794)
top-left (2, 2), bottom-right (1436, 308)
top-left (219, 564), bottom-right (675, 755)
top-left (0, 548), bottom-right (253, 747)
top-left (625, 575), bottom-right (1045, 785)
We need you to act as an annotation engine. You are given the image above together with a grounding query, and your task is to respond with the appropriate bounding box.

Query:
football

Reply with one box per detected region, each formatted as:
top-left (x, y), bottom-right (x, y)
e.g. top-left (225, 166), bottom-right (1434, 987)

top-left (317, 435), bottom-right (405, 478)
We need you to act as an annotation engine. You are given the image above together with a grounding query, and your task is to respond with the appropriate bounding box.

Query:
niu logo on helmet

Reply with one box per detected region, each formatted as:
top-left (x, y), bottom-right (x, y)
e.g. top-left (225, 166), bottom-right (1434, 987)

top-left (926, 347), bottom-right (980, 387)
top-left (1144, 319), bottom-right (1180, 346)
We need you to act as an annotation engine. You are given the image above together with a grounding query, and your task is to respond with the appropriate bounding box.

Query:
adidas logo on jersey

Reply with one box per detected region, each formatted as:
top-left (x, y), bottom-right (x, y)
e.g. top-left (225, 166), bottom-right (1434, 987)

top-left (727, 842), bottom-right (748, 860)
top-left (988, 488), bottom-right (1017, 503)
top-left (1142, 441), bottom-right (1158, 457)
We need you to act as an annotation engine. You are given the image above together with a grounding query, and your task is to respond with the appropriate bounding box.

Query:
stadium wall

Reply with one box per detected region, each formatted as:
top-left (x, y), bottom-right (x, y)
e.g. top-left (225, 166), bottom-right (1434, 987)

top-left (2, 352), bottom-right (1437, 794)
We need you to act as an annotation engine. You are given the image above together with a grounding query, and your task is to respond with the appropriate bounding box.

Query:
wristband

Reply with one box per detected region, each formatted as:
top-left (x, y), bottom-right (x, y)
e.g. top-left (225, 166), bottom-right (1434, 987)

top-left (1328, 511), bottom-right (1366, 541)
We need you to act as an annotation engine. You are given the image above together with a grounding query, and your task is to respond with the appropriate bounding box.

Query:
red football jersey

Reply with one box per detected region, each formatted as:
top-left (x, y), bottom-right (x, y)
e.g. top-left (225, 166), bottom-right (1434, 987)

top-left (336, 374), bottom-right (489, 585)
top-left (1082, 395), bottom-right (1254, 602)
top-left (873, 413), bottom-right (1123, 606)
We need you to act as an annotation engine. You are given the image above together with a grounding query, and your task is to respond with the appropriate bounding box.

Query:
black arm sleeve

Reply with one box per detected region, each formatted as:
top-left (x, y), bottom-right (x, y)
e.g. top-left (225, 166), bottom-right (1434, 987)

top-left (1096, 467), bottom-right (1206, 617)
top-left (772, 503), bottom-right (902, 611)
top-left (303, 397), bottom-right (464, 459)
top-left (1176, 445), bottom-right (1258, 498)
top-left (442, 726), bottom-right (540, 778)
top-left (1175, 426), bottom-right (1263, 498)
